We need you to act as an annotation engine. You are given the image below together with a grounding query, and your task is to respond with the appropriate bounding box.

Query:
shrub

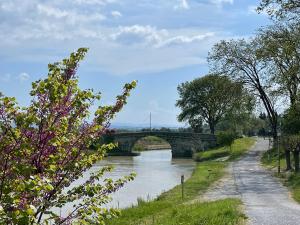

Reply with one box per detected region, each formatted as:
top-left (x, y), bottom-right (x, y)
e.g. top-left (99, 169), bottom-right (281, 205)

top-left (0, 48), bottom-right (136, 224)
top-left (217, 131), bottom-right (236, 150)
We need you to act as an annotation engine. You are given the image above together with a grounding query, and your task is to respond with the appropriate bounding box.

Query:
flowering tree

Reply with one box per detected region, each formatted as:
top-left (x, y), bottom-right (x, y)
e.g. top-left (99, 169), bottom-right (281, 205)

top-left (0, 48), bottom-right (136, 224)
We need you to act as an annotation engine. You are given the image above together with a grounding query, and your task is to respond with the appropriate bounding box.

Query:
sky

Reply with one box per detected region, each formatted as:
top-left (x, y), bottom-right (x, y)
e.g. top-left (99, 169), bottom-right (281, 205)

top-left (0, 0), bottom-right (271, 127)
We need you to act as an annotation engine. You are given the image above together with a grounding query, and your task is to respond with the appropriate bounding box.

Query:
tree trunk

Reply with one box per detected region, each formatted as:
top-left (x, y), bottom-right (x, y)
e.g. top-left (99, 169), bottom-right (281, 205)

top-left (293, 151), bottom-right (300, 172)
top-left (208, 121), bottom-right (215, 134)
top-left (285, 150), bottom-right (292, 171)
top-left (272, 124), bottom-right (278, 146)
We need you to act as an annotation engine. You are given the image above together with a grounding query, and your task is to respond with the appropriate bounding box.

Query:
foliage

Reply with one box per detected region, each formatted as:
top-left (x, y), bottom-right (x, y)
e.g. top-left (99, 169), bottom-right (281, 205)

top-left (261, 146), bottom-right (300, 202)
top-left (216, 131), bottom-right (236, 149)
top-left (257, 22), bottom-right (300, 106)
top-left (132, 144), bottom-right (145, 152)
top-left (282, 104), bottom-right (300, 135)
top-left (257, 0), bottom-right (300, 20)
top-left (176, 74), bottom-right (245, 134)
top-left (216, 92), bottom-right (255, 135)
top-left (0, 48), bottom-right (137, 224)
top-left (282, 135), bottom-right (300, 151)
top-left (194, 137), bottom-right (255, 162)
top-left (208, 38), bottom-right (279, 140)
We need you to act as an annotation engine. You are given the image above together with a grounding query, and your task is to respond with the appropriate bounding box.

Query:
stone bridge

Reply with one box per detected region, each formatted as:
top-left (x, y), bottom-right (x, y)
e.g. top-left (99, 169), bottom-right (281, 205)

top-left (106, 131), bottom-right (216, 157)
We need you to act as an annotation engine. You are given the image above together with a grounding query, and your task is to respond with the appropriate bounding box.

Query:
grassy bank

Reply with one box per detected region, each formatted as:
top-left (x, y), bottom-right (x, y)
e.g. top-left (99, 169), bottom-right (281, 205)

top-left (261, 146), bottom-right (300, 203)
top-left (133, 136), bottom-right (171, 151)
top-left (194, 137), bottom-right (255, 162)
top-left (106, 137), bottom-right (255, 225)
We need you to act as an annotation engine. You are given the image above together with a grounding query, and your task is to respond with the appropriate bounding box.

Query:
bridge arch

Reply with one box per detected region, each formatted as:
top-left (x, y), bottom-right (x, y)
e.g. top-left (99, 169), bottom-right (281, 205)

top-left (131, 135), bottom-right (171, 151)
top-left (107, 131), bottom-right (216, 158)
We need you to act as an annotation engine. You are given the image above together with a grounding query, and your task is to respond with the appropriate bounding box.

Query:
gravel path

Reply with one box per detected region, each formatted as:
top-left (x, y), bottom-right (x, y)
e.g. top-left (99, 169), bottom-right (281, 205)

top-left (202, 138), bottom-right (300, 225)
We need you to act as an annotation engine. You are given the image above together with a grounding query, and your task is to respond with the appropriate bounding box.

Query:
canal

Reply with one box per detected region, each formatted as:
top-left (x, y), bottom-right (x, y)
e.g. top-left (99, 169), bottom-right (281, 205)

top-left (56, 149), bottom-right (195, 216)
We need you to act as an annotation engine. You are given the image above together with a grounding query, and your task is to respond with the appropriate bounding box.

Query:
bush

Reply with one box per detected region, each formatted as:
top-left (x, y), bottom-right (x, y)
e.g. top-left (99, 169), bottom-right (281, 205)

top-left (217, 131), bottom-right (236, 150)
top-left (0, 48), bottom-right (136, 224)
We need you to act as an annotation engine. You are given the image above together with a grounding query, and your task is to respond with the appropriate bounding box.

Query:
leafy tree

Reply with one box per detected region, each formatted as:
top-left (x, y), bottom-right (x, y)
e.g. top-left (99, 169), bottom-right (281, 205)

top-left (282, 105), bottom-right (300, 170)
top-left (176, 74), bottom-right (244, 134)
top-left (282, 135), bottom-right (300, 172)
top-left (0, 48), bottom-right (136, 224)
top-left (257, 22), bottom-right (300, 106)
top-left (208, 39), bottom-right (279, 141)
top-left (216, 90), bottom-right (255, 135)
top-left (282, 104), bottom-right (300, 135)
top-left (257, 0), bottom-right (300, 20)
top-left (187, 117), bottom-right (203, 133)
top-left (257, 21), bottom-right (300, 171)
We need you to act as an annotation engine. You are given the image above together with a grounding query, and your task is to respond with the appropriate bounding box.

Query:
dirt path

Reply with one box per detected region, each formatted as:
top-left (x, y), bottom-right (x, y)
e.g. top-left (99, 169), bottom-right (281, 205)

top-left (200, 138), bottom-right (300, 225)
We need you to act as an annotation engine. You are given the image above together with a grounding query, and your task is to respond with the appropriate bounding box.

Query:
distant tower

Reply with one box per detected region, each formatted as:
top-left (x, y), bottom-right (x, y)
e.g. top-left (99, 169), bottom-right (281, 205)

top-left (150, 112), bottom-right (152, 131)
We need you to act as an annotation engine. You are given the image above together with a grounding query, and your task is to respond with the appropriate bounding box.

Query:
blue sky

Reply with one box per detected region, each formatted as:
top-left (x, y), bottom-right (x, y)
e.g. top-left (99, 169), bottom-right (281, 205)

top-left (0, 0), bottom-right (270, 127)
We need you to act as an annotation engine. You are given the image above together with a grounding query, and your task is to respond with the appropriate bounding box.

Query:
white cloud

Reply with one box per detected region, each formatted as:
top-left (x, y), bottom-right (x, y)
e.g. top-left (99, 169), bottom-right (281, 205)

top-left (37, 4), bottom-right (106, 24)
top-left (111, 25), bottom-right (215, 49)
top-left (111, 10), bottom-right (122, 18)
top-left (0, 0), bottom-right (258, 77)
top-left (174, 0), bottom-right (190, 10)
top-left (157, 32), bottom-right (215, 47)
top-left (17, 73), bottom-right (30, 81)
top-left (111, 25), bottom-right (168, 45)
top-left (0, 1), bottom-right (107, 41)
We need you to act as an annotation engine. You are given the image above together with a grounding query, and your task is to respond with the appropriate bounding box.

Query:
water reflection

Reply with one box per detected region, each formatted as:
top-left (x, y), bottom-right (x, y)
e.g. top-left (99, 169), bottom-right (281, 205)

top-left (99, 149), bottom-right (196, 208)
top-left (56, 149), bottom-right (195, 216)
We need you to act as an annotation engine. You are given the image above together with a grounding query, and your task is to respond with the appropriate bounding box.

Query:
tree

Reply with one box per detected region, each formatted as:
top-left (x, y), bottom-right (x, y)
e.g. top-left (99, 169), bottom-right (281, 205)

top-left (257, 22), bottom-right (300, 106)
top-left (208, 39), bottom-right (279, 141)
top-left (282, 105), bottom-right (300, 170)
top-left (0, 48), bottom-right (136, 224)
top-left (216, 90), bottom-right (255, 135)
top-left (282, 104), bottom-right (300, 135)
top-left (176, 74), bottom-right (244, 134)
top-left (282, 135), bottom-right (300, 172)
top-left (256, 22), bottom-right (300, 171)
top-left (257, 0), bottom-right (300, 20)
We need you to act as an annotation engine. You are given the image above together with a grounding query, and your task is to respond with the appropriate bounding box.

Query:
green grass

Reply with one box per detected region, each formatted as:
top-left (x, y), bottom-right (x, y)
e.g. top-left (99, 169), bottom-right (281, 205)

top-left (194, 137), bottom-right (255, 162)
top-left (117, 199), bottom-right (245, 225)
top-left (261, 146), bottom-right (286, 169)
top-left (261, 146), bottom-right (300, 203)
top-left (106, 137), bottom-right (255, 225)
top-left (285, 173), bottom-right (300, 203)
top-left (194, 147), bottom-right (229, 162)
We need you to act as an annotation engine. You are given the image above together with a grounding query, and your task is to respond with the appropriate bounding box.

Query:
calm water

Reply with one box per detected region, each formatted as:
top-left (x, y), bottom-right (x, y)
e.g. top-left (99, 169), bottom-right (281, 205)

top-left (56, 149), bottom-right (195, 215)
top-left (101, 149), bottom-right (196, 208)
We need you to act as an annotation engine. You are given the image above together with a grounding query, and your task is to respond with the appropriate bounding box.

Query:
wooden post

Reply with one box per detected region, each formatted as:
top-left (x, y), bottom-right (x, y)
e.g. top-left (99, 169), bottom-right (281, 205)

top-left (277, 136), bottom-right (281, 174)
top-left (295, 145), bottom-right (300, 173)
top-left (181, 175), bottom-right (184, 200)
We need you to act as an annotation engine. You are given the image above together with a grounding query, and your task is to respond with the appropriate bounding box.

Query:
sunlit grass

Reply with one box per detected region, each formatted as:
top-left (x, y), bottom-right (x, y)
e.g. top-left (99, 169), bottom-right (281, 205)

top-left (261, 146), bottom-right (300, 203)
top-left (106, 137), bottom-right (255, 225)
top-left (194, 137), bottom-right (255, 162)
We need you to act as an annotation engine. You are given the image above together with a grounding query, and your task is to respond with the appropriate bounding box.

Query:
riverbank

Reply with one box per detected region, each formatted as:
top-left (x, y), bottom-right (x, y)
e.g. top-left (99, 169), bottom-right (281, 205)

top-left (106, 137), bottom-right (255, 225)
top-left (133, 136), bottom-right (171, 151)
top-left (261, 146), bottom-right (300, 203)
